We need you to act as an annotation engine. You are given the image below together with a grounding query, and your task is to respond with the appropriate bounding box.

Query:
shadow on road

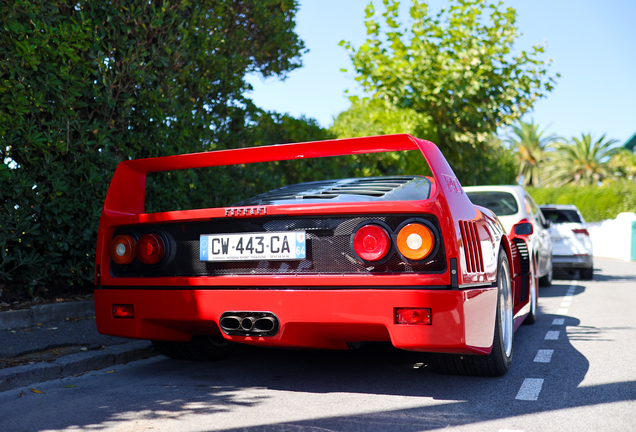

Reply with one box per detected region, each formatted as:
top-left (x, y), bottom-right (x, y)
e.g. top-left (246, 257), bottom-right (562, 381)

top-left (3, 260), bottom-right (634, 431)
top-left (3, 311), bottom-right (635, 432)
top-left (586, 272), bottom-right (636, 283)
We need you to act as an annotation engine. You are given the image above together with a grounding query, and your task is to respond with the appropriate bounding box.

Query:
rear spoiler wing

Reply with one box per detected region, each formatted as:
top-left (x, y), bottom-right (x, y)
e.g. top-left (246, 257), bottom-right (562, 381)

top-left (104, 134), bottom-right (470, 218)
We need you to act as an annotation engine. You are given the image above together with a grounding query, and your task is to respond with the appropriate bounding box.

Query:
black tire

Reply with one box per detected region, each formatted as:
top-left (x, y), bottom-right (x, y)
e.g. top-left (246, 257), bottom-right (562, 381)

top-left (580, 266), bottom-right (594, 280)
top-left (152, 335), bottom-right (235, 361)
top-left (430, 249), bottom-right (514, 376)
top-left (539, 258), bottom-right (553, 287)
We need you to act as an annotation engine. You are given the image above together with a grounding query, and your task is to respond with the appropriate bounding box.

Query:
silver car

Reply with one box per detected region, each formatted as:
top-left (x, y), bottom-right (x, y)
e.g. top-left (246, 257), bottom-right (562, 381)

top-left (539, 204), bottom-right (593, 280)
top-left (464, 186), bottom-right (554, 286)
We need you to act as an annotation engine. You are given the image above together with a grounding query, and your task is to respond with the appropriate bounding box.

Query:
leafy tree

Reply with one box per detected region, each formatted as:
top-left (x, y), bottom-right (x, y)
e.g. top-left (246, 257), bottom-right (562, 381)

top-left (331, 98), bottom-right (516, 184)
top-left (146, 110), bottom-right (339, 213)
top-left (607, 149), bottom-right (636, 182)
top-left (241, 110), bottom-right (421, 190)
top-left (340, 0), bottom-right (557, 183)
top-left (476, 135), bottom-right (518, 186)
top-left (331, 97), bottom-right (437, 140)
top-left (506, 120), bottom-right (558, 187)
top-left (0, 0), bottom-right (305, 296)
top-left (544, 133), bottom-right (619, 187)
top-left (330, 98), bottom-right (434, 177)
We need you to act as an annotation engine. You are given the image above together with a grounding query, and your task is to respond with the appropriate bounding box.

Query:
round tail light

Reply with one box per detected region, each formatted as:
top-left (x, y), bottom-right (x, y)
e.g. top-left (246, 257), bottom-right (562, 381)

top-left (396, 223), bottom-right (434, 261)
top-left (352, 224), bottom-right (391, 262)
top-left (137, 234), bottom-right (165, 264)
top-left (110, 235), bottom-right (136, 265)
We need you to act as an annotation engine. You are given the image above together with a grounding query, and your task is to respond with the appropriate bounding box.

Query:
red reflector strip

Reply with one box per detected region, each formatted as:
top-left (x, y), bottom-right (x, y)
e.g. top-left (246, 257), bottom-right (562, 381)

top-left (112, 304), bottom-right (134, 319)
top-left (572, 229), bottom-right (590, 235)
top-left (395, 308), bottom-right (432, 325)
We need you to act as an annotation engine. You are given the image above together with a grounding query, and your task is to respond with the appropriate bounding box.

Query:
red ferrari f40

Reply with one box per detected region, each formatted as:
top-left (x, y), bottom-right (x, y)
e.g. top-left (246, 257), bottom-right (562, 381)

top-left (94, 134), bottom-right (536, 376)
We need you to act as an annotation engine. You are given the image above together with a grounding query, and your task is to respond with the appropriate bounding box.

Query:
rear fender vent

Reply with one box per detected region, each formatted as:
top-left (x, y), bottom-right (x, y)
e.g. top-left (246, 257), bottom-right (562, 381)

top-left (459, 220), bottom-right (484, 273)
top-left (510, 241), bottom-right (521, 276)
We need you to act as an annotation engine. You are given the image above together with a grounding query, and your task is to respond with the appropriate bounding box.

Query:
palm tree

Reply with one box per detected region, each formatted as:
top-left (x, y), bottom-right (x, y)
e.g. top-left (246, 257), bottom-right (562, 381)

top-left (507, 120), bottom-right (558, 187)
top-left (545, 133), bottom-right (619, 187)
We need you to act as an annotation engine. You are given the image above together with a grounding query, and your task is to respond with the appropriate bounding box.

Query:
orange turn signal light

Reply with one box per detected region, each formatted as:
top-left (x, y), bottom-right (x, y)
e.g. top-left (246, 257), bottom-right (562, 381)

top-left (396, 223), bottom-right (434, 261)
top-left (110, 235), bottom-right (136, 265)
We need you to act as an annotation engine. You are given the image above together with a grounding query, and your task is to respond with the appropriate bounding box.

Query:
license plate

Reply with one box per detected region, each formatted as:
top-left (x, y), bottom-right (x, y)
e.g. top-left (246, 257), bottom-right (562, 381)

top-left (199, 231), bottom-right (306, 262)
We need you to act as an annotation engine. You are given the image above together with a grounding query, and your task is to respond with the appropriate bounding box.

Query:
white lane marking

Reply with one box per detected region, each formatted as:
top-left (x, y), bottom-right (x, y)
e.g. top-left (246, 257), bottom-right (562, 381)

top-left (552, 318), bottom-right (565, 325)
top-left (545, 330), bottom-right (560, 340)
top-left (516, 378), bottom-right (544, 400)
top-left (534, 349), bottom-right (554, 363)
top-left (558, 283), bottom-right (578, 314)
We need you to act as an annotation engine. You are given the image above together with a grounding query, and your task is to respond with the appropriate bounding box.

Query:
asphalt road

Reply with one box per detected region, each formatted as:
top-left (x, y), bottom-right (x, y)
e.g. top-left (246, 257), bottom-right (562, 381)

top-left (1, 258), bottom-right (635, 432)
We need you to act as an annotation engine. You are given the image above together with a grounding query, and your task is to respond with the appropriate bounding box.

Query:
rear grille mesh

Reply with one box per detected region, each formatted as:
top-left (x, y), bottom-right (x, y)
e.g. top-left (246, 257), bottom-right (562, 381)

top-left (111, 215), bottom-right (446, 278)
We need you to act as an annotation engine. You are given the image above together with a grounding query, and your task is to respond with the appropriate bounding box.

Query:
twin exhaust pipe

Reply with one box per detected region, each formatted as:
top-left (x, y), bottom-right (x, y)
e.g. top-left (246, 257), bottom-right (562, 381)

top-left (219, 311), bottom-right (279, 337)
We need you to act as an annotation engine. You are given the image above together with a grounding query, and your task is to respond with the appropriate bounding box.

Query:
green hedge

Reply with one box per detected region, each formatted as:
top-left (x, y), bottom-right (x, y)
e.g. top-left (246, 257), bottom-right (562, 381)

top-left (528, 181), bottom-right (636, 222)
top-left (0, 0), bottom-right (305, 298)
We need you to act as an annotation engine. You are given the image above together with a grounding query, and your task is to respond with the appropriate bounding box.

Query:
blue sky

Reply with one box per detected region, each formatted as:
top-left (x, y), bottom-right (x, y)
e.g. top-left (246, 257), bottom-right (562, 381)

top-left (246, 0), bottom-right (636, 144)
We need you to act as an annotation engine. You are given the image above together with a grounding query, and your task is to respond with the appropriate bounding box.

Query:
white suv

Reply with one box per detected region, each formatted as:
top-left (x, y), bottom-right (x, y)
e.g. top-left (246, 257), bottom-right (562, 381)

top-left (539, 204), bottom-right (593, 280)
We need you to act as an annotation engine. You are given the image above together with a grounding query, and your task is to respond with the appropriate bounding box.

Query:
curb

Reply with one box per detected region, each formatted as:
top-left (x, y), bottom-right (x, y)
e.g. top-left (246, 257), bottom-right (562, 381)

top-left (0, 300), bottom-right (95, 330)
top-left (0, 340), bottom-right (157, 392)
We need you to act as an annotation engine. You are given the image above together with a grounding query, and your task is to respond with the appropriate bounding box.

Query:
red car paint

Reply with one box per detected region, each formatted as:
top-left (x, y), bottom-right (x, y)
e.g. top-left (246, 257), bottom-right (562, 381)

top-left (95, 134), bottom-right (531, 355)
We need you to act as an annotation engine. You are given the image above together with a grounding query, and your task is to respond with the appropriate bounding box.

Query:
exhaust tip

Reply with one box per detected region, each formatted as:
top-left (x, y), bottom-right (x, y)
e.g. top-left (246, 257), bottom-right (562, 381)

top-left (254, 317), bottom-right (276, 332)
top-left (241, 317), bottom-right (255, 331)
top-left (220, 316), bottom-right (241, 331)
top-left (220, 311), bottom-right (279, 337)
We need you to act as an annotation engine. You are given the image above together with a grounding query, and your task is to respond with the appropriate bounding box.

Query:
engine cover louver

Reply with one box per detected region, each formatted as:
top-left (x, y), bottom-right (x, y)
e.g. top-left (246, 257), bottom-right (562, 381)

top-left (232, 176), bottom-right (431, 205)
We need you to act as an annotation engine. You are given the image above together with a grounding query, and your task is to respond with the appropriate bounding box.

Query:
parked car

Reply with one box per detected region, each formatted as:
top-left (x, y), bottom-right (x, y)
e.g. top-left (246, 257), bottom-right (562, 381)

top-left (94, 134), bottom-right (536, 377)
top-left (463, 185), bottom-right (553, 286)
top-left (539, 204), bottom-right (593, 280)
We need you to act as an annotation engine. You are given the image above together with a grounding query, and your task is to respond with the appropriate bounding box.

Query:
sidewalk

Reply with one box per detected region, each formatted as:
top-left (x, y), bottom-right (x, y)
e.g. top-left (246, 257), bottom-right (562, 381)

top-left (0, 300), bottom-right (156, 392)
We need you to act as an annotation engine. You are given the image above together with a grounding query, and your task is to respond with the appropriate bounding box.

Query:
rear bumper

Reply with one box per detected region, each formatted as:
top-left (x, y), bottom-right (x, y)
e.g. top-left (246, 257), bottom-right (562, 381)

top-left (95, 287), bottom-right (498, 355)
top-left (552, 254), bottom-right (593, 269)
